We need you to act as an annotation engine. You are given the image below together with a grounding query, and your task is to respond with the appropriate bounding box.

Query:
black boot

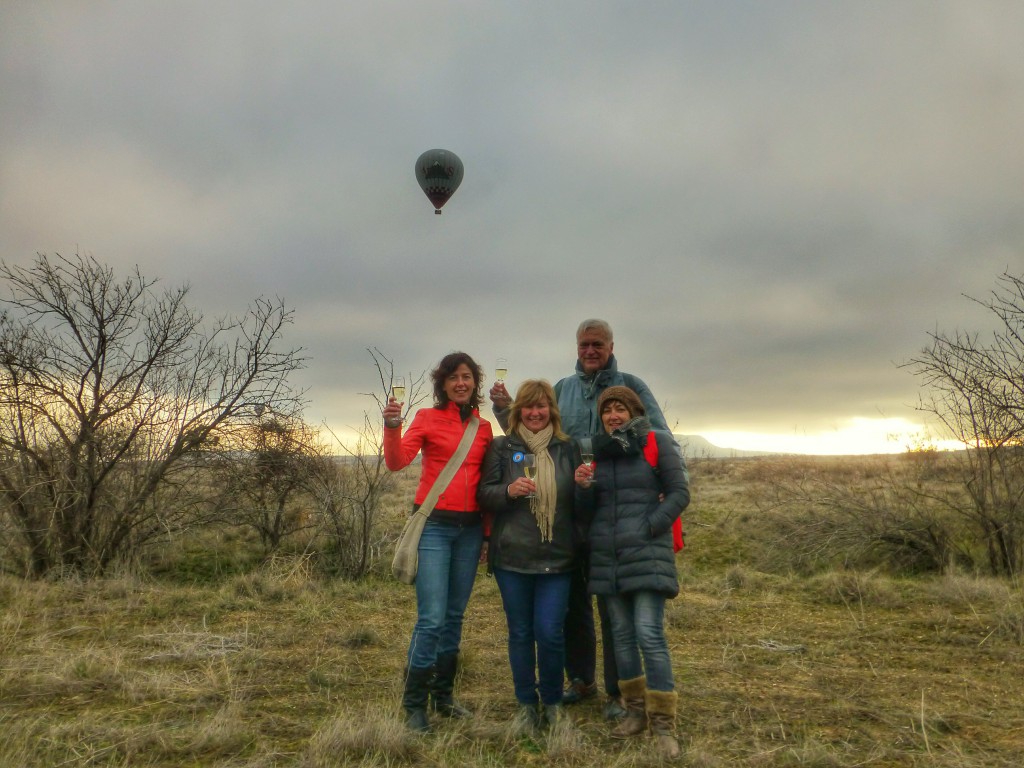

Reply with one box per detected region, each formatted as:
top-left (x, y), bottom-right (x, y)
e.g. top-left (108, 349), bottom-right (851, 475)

top-left (402, 666), bottom-right (434, 733)
top-left (429, 653), bottom-right (471, 718)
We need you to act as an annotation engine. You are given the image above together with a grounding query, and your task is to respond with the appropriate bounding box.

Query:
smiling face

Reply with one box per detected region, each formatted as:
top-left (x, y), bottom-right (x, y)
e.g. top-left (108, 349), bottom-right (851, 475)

top-left (443, 363), bottom-right (476, 405)
top-left (600, 399), bottom-right (632, 433)
top-left (519, 397), bottom-right (552, 433)
top-left (577, 328), bottom-right (613, 375)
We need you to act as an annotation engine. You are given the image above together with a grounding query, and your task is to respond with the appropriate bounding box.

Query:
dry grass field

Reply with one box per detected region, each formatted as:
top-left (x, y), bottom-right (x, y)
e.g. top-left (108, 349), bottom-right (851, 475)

top-left (1, 455), bottom-right (1022, 767)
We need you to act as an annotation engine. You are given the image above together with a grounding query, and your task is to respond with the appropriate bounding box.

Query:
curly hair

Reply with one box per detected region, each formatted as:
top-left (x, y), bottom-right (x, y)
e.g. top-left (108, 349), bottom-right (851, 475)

top-left (431, 351), bottom-right (484, 409)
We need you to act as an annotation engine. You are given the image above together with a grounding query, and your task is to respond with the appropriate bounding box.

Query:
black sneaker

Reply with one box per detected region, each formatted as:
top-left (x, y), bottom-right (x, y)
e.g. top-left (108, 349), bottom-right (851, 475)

top-left (561, 678), bottom-right (598, 705)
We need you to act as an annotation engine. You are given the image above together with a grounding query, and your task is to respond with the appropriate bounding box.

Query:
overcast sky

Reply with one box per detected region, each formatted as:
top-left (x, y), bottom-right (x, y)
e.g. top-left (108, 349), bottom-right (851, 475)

top-left (2, 2), bottom-right (1021, 454)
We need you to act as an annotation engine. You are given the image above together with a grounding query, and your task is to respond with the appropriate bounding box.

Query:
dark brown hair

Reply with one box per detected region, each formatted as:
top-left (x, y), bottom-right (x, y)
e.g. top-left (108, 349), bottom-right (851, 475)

top-left (431, 351), bottom-right (484, 409)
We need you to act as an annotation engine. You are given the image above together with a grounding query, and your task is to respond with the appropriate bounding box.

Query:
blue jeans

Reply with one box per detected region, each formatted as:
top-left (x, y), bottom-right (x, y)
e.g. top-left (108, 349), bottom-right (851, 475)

top-left (604, 590), bottom-right (674, 692)
top-left (494, 569), bottom-right (572, 706)
top-left (407, 520), bottom-right (483, 670)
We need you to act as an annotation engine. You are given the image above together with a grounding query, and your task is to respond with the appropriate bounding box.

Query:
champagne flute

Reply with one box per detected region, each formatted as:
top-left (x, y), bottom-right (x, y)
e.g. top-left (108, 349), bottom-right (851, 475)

top-left (579, 437), bottom-right (596, 487)
top-left (391, 377), bottom-right (406, 423)
top-left (580, 437), bottom-right (595, 469)
top-left (522, 453), bottom-right (536, 498)
top-left (495, 357), bottom-right (508, 383)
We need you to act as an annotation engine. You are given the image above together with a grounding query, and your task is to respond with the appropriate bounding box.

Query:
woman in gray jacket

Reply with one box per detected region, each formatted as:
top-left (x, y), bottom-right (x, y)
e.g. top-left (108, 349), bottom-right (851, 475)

top-left (478, 380), bottom-right (582, 731)
top-left (574, 386), bottom-right (690, 759)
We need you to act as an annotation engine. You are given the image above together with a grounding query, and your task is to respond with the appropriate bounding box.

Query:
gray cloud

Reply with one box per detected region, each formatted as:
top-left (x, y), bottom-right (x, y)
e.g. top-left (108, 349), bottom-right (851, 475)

top-left (2, 1), bottom-right (1022, 449)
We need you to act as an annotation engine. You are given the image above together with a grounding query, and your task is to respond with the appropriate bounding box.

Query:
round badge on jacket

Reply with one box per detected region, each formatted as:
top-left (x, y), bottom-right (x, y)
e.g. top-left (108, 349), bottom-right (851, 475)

top-left (512, 451), bottom-right (525, 464)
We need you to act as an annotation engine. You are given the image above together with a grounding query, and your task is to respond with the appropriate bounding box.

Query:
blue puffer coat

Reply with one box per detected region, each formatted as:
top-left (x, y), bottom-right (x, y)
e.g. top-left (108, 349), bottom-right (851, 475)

top-left (579, 430), bottom-right (690, 598)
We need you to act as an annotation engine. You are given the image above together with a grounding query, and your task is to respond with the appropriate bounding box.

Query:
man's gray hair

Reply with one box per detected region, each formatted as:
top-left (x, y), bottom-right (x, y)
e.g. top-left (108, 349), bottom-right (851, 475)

top-left (576, 318), bottom-right (613, 342)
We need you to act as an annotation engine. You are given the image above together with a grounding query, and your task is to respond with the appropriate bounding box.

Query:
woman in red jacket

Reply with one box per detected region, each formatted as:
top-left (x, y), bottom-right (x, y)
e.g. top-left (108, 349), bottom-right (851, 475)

top-left (383, 352), bottom-right (493, 733)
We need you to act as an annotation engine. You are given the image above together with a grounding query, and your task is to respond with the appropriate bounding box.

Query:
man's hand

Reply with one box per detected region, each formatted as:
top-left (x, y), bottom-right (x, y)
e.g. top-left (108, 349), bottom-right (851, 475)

top-left (489, 381), bottom-right (512, 410)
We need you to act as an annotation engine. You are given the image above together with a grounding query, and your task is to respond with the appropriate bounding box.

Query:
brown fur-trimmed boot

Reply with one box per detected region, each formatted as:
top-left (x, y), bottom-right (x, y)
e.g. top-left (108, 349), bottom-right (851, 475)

top-left (646, 689), bottom-right (680, 759)
top-left (609, 675), bottom-right (647, 739)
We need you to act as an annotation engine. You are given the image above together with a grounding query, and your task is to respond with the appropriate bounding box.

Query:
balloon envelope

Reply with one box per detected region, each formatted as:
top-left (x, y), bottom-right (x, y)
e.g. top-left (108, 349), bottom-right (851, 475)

top-left (415, 149), bottom-right (464, 214)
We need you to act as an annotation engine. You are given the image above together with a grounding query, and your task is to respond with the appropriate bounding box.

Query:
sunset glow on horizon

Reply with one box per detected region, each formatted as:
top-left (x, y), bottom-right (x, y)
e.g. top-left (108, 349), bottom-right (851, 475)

top-left (701, 417), bottom-right (964, 456)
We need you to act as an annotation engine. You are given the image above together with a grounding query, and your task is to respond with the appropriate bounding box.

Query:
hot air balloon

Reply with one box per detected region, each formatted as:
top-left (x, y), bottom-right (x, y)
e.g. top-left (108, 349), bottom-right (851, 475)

top-left (415, 149), bottom-right (464, 214)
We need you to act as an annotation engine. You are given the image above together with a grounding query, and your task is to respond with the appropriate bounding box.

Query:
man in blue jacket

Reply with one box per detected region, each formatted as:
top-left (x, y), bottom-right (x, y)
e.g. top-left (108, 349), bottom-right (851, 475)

top-left (490, 318), bottom-right (680, 719)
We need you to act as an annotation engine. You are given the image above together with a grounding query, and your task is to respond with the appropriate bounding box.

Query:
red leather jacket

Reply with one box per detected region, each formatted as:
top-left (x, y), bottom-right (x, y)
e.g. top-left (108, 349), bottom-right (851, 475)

top-left (384, 402), bottom-right (493, 513)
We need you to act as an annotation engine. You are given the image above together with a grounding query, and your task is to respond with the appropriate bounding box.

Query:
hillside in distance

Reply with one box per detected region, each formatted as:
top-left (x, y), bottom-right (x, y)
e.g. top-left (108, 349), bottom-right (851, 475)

top-left (677, 434), bottom-right (775, 458)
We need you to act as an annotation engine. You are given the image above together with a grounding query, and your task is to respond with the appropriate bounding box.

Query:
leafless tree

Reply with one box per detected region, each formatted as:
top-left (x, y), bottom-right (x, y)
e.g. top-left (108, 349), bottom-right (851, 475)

top-left (0, 253), bottom-right (305, 577)
top-left (755, 461), bottom-right (972, 575)
top-left (307, 349), bottom-right (428, 579)
top-left (307, 417), bottom-right (392, 579)
top-left (906, 271), bottom-right (1024, 576)
top-left (363, 346), bottom-right (430, 417)
top-left (209, 414), bottom-right (320, 553)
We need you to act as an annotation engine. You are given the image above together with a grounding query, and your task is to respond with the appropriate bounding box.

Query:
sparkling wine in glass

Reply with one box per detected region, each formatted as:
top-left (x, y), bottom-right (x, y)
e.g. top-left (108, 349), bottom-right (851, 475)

top-left (579, 437), bottom-right (596, 487)
top-left (580, 437), bottom-right (595, 468)
top-left (495, 358), bottom-right (508, 383)
top-left (392, 376), bottom-right (406, 403)
top-left (389, 377), bottom-right (406, 424)
top-left (522, 453), bottom-right (536, 498)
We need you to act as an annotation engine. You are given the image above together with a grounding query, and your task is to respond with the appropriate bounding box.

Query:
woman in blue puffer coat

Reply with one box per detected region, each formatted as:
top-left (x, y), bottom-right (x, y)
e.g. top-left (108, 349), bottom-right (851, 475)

top-left (573, 386), bottom-right (689, 759)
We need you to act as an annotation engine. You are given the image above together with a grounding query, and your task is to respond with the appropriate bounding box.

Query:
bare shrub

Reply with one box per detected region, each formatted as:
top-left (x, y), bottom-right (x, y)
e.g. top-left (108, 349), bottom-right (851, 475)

top-left (208, 416), bottom-right (323, 553)
top-left (0, 253), bottom-right (304, 577)
top-left (306, 349), bottom-right (429, 580)
top-left (752, 456), bottom-right (974, 576)
top-left (906, 271), bottom-right (1024, 576)
top-left (307, 421), bottom-right (397, 580)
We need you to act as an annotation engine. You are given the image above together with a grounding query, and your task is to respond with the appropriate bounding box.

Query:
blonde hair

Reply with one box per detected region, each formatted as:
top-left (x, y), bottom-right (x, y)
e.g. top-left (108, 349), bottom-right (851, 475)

top-left (507, 380), bottom-right (569, 441)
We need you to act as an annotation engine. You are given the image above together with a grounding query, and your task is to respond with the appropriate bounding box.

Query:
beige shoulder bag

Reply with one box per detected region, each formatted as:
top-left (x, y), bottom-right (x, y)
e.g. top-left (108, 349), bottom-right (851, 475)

top-left (391, 415), bottom-right (480, 584)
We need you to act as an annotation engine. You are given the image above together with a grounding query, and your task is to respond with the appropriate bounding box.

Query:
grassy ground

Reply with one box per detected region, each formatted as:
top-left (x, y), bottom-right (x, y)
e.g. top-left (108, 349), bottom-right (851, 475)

top-left (1, 457), bottom-right (1022, 767)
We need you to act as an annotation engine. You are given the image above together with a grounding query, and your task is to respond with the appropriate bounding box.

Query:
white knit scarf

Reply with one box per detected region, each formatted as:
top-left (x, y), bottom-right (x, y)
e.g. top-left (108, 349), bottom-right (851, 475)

top-left (516, 424), bottom-right (557, 542)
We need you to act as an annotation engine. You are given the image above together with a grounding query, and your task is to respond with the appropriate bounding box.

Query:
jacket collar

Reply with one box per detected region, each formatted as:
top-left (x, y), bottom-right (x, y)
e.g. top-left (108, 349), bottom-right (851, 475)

top-left (575, 354), bottom-right (619, 398)
top-left (574, 353), bottom-right (618, 380)
top-left (439, 400), bottom-right (477, 422)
